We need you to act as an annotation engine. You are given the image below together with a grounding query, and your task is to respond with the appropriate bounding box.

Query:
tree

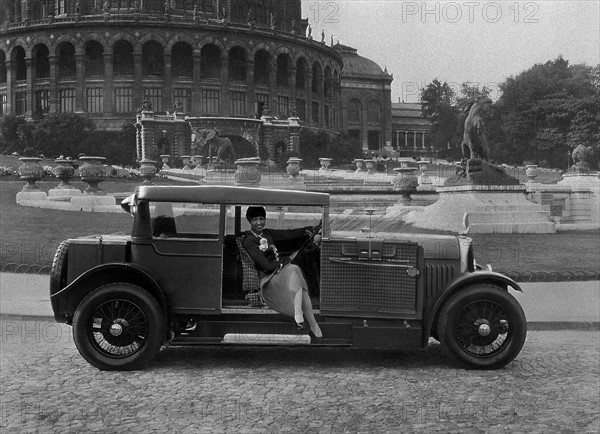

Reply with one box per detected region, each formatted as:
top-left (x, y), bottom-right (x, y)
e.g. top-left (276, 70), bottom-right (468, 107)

top-left (420, 79), bottom-right (460, 150)
top-left (0, 114), bottom-right (28, 153)
top-left (496, 57), bottom-right (599, 168)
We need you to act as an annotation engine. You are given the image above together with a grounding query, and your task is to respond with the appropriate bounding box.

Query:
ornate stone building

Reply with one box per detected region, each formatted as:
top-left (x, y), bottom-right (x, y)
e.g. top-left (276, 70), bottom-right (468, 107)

top-left (0, 0), bottom-right (440, 159)
top-left (0, 0), bottom-right (342, 136)
top-left (335, 43), bottom-right (393, 152)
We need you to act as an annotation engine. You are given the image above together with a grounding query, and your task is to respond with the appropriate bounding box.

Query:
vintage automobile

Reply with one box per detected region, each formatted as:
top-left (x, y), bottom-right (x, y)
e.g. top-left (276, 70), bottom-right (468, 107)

top-left (50, 185), bottom-right (526, 371)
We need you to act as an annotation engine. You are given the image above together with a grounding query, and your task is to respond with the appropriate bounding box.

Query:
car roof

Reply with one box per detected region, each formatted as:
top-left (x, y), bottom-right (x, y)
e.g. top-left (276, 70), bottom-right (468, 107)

top-left (134, 185), bottom-right (330, 206)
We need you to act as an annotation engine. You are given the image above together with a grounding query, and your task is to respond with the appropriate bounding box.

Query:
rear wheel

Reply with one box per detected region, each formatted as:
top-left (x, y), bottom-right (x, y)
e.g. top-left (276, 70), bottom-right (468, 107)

top-left (438, 284), bottom-right (526, 369)
top-left (73, 283), bottom-right (165, 371)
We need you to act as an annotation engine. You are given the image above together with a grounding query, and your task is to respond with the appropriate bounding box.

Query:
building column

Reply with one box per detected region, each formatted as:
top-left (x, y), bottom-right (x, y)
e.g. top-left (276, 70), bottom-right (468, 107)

top-left (25, 56), bottom-right (33, 116)
top-left (220, 56), bottom-right (228, 115)
top-left (5, 60), bottom-right (13, 114)
top-left (192, 52), bottom-right (202, 114)
top-left (413, 132), bottom-right (417, 149)
top-left (421, 131), bottom-right (425, 149)
top-left (75, 52), bottom-right (84, 112)
top-left (163, 54), bottom-right (172, 111)
top-left (103, 50), bottom-right (114, 113)
top-left (247, 59), bottom-right (255, 117)
top-left (269, 58), bottom-right (277, 113)
top-left (306, 70), bottom-right (312, 123)
top-left (133, 52), bottom-right (143, 108)
top-left (404, 131), bottom-right (408, 148)
top-left (48, 55), bottom-right (57, 113)
top-left (289, 66), bottom-right (296, 113)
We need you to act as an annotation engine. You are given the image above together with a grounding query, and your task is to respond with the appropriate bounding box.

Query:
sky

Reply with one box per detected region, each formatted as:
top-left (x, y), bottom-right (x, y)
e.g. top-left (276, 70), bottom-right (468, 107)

top-left (301, 0), bottom-right (600, 102)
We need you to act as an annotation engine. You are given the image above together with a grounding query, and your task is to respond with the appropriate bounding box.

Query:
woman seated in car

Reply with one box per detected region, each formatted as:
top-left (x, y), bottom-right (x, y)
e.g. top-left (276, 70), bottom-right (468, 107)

top-left (243, 206), bottom-right (322, 339)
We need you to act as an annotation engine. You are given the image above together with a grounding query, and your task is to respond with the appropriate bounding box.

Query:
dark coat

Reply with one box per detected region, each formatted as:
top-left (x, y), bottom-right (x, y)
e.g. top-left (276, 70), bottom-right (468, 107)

top-left (243, 227), bottom-right (309, 278)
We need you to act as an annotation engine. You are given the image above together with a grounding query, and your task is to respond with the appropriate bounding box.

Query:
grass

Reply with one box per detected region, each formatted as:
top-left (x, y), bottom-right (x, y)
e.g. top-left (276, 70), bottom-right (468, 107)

top-left (1, 180), bottom-right (598, 278)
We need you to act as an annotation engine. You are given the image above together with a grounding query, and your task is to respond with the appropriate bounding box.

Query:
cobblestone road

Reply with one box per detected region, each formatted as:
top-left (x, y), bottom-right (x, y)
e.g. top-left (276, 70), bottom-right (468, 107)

top-left (1, 319), bottom-right (598, 433)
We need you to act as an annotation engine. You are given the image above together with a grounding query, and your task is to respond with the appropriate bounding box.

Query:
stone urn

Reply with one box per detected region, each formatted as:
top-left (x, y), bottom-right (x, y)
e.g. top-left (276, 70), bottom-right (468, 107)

top-left (364, 159), bottom-right (376, 175)
top-left (78, 156), bottom-right (106, 194)
top-left (139, 158), bottom-right (158, 184)
top-left (160, 154), bottom-right (171, 170)
top-left (286, 157), bottom-right (302, 180)
top-left (393, 165), bottom-right (418, 204)
top-left (234, 158), bottom-right (261, 187)
top-left (319, 157), bottom-right (332, 171)
top-left (181, 155), bottom-right (192, 170)
top-left (354, 159), bottom-right (364, 173)
top-left (53, 158), bottom-right (76, 189)
top-left (525, 164), bottom-right (539, 183)
top-left (18, 157), bottom-right (43, 191)
top-left (193, 155), bottom-right (204, 167)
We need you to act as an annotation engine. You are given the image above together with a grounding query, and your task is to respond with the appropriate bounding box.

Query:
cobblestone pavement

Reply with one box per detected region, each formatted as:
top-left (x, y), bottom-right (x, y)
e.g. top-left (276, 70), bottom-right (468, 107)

top-left (1, 319), bottom-right (598, 433)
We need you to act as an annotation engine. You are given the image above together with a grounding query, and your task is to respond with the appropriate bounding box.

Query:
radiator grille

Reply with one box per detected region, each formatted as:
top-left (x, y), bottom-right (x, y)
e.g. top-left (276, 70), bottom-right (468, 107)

top-left (321, 241), bottom-right (420, 315)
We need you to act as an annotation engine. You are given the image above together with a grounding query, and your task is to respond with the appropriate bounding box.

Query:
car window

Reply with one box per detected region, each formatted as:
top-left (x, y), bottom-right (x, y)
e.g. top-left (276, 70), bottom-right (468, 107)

top-left (150, 201), bottom-right (220, 238)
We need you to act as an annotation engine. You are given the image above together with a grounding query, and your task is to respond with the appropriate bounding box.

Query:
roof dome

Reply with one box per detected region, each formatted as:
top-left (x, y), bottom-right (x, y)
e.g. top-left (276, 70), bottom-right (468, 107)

top-left (335, 44), bottom-right (387, 77)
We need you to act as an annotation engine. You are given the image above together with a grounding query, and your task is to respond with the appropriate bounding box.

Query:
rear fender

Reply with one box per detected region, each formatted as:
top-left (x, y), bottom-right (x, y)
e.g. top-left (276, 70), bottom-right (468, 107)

top-left (424, 271), bottom-right (522, 346)
top-left (50, 263), bottom-right (169, 326)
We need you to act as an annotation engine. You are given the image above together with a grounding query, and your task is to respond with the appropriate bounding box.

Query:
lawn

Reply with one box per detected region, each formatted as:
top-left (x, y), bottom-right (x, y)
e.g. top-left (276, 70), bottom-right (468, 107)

top-left (1, 180), bottom-right (598, 280)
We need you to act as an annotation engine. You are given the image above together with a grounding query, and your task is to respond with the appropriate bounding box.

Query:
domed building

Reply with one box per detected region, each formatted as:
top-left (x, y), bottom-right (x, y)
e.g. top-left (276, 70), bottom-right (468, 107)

top-left (0, 0), bottom-right (344, 158)
top-left (335, 43), bottom-right (393, 152)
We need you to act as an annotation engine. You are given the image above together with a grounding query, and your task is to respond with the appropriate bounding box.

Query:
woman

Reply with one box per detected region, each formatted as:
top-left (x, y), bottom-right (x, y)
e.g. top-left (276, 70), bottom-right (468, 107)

top-left (243, 206), bottom-right (322, 338)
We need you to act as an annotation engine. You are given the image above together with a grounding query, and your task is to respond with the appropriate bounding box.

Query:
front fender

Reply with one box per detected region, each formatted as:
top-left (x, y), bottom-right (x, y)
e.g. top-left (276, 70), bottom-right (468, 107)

top-left (424, 271), bottom-right (522, 344)
top-left (50, 263), bottom-right (168, 324)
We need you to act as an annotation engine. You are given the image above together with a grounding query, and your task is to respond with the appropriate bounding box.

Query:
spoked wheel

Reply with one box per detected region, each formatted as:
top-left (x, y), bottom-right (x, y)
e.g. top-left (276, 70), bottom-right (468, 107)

top-left (73, 283), bottom-right (165, 371)
top-left (438, 284), bottom-right (526, 369)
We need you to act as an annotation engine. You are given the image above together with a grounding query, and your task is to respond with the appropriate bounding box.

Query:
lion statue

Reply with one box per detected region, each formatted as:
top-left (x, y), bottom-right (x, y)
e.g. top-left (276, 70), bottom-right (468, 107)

top-left (461, 97), bottom-right (493, 161)
top-left (190, 128), bottom-right (237, 164)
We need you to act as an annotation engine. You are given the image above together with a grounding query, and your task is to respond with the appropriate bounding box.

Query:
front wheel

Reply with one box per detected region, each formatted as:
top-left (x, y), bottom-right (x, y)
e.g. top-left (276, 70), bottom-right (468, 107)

top-left (438, 284), bottom-right (527, 369)
top-left (73, 283), bottom-right (165, 371)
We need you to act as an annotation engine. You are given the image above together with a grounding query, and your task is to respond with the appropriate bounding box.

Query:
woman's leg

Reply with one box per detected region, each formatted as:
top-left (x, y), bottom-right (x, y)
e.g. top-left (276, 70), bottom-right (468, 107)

top-left (293, 288), bottom-right (304, 326)
top-left (301, 290), bottom-right (322, 337)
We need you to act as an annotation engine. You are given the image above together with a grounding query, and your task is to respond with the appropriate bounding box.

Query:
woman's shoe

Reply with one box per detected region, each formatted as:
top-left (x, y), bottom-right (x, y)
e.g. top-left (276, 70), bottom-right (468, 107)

top-left (308, 331), bottom-right (323, 344)
top-left (295, 321), bottom-right (305, 330)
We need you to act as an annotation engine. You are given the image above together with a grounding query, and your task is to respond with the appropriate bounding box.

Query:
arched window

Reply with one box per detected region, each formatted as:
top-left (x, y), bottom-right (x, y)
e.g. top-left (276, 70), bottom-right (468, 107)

top-left (295, 58), bottom-right (308, 90)
top-left (13, 46), bottom-right (27, 81)
top-left (200, 44), bottom-right (221, 79)
top-left (324, 66), bottom-right (332, 97)
top-left (348, 99), bottom-right (361, 123)
top-left (254, 50), bottom-right (270, 85)
top-left (0, 51), bottom-right (6, 83)
top-left (172, 42), bottom-right (193, 77)
top-left (368, 100), bottom-right (382, 123)
top-left (228, 46), bottom-right (247, 81)
top-left (142, 41), bottom-right (164, 77)
top-left (311, 62), bottom-right (322, 94)
top-left (57, 42), bottom-right (76, 78)
top-left (33, 44), bottom-right (50, 79)
top-left (113, 40), bottom-right (134, 76)
top-left (84, 41), bottom-right (105, 77)
top-left (276, 53), bottom-right (291, 88)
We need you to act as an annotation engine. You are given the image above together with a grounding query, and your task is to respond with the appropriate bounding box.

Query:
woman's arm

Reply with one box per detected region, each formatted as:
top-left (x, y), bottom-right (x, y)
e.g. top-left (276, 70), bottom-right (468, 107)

top-left (243, 235), bottom-right (282, 273)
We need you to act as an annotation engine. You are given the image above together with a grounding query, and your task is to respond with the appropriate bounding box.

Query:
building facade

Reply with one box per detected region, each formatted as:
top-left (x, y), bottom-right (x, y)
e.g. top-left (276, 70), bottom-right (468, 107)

top-left (391, 101), bottom-right (434, 157)
top-left (1, 0), bottom-right (440, 159)
top-left (0, 0), bottom-right (342, 134)
top-left (335, 43), bottom-right (393, 152)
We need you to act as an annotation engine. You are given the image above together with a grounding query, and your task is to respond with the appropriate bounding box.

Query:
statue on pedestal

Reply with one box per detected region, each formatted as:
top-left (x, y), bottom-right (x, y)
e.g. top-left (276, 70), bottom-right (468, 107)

top-left (446, 97), bottom-right (519, 186)
top-left (570, 145), bottom-right (592, 173)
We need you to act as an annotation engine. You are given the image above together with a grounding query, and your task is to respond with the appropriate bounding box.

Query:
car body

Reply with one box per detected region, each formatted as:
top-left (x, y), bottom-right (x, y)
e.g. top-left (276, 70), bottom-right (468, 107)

top-left (50, 185), bottom-right (527, 370)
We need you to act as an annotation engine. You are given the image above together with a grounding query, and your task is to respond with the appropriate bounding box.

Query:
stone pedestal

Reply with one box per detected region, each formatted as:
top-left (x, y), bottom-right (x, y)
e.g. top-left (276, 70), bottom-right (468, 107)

top-left (70, 195), bottom-right (117, 212)
top-left (392, 185), bottom-right (555, 233)
top-left (557, 172), bottom-right (600, 227)
top-left (16, 191), bottom-right (47, 204)
top-left (234, 158), bottom-right (261, 187)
